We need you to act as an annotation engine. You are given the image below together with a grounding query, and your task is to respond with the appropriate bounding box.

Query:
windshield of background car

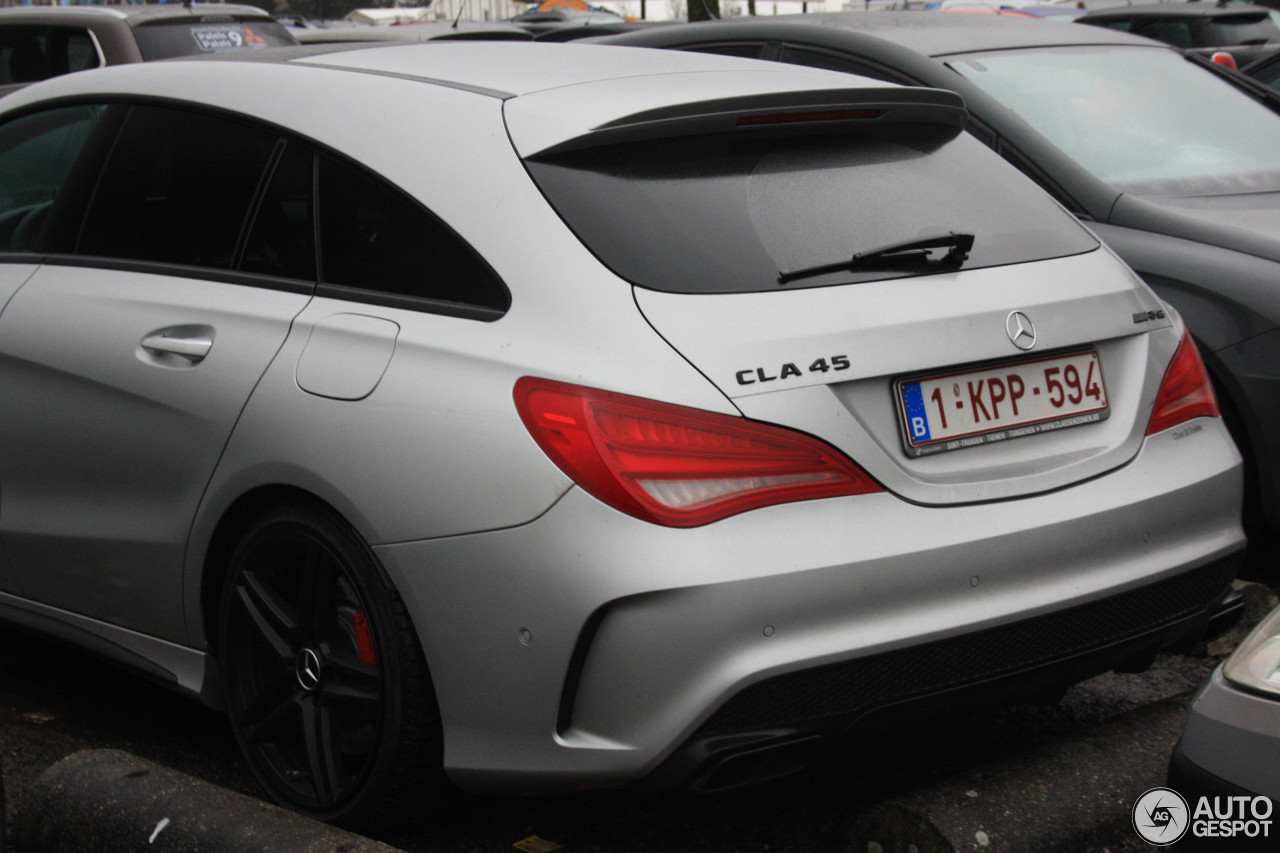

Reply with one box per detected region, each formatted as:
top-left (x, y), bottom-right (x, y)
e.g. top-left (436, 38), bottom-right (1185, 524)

top-left (523, 128), bottom-right (1097, 294)
top-left (131, 17), bottom-right (296, 60)
top-left (948, 45), bottom-right (1280, 195)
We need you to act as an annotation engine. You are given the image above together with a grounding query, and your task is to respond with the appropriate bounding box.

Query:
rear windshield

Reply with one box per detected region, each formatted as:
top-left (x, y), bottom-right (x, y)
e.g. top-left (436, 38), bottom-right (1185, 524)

top-left (1205, 13), bottom-right (1280, 46)
top-left (132, 17), bottom-right (296, 60)
top-left (525, 129), bottom-right (1098, 294)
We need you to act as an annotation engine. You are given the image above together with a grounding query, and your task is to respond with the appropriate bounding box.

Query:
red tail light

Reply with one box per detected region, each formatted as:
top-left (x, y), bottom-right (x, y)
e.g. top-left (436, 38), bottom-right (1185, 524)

top-left (1211, 52), bottom-right (1238, 71)
top-left (1145, 331), bottom-right (1220, 436)
top-left (514, 377), bottom-right (882, 527)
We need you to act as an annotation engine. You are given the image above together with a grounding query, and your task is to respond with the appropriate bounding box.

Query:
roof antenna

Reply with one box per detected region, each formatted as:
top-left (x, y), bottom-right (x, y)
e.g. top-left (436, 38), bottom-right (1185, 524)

top-left (452, 0), bottom-right (469, 29)
top-left (183, 0), bottom-right (193, 8)
top-left (696, 0), bottom-right (719, 18)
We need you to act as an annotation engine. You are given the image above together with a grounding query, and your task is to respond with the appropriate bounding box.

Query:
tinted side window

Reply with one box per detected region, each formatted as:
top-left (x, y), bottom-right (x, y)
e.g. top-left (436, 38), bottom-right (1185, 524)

top-left (241, 140), bottom-right (316, 282)
top-left (317, 154), bottom-right (508, 311)
top-left (0, 25), bottom-right (101, 85)
top-left (78, 105), bottom-right (278, 269)
top-left (0, 105), bottom-right (102, 253)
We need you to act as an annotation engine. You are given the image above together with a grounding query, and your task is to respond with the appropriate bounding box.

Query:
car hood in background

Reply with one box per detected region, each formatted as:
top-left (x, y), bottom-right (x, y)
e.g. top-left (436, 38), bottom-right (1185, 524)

top-left (1111, 191), bottom-right (1280, 265)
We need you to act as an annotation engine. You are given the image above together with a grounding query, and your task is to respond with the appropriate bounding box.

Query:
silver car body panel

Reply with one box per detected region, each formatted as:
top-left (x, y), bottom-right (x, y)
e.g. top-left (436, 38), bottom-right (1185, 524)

top-left (0, 266), bottom-right (309, 641)
top-left (376, 420), bottom-right (1240, 791)
top-left (1179, 666), bottom-right (1280, 800)
top-left (0, 591), bottom-right (208, 694)
top-left (0, 43), bottom-right (1247, 793)
top-left (0, 262), bottom-right (35, 316)
top-left (294, 313), bottom-right (400, 402)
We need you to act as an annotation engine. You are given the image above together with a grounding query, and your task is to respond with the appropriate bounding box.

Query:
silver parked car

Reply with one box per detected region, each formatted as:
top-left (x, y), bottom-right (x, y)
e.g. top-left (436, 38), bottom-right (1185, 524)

top-left (0, 42), bottom-right (1246, 825)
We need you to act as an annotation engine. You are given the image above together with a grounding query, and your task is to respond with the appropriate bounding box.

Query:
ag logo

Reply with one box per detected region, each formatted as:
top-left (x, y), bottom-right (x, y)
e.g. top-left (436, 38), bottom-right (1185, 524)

top-left (1133, 787), bottom-right (1190, 845)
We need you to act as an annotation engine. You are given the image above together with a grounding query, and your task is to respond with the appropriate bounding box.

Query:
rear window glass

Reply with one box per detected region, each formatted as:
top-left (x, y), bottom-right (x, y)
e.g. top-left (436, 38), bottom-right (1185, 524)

top-left (1204, 14), bottom-right (1280, 46)
top-left (131, 18), bottom-right (296, 60)
top-left (525, 130), bottom-right (1097, 294)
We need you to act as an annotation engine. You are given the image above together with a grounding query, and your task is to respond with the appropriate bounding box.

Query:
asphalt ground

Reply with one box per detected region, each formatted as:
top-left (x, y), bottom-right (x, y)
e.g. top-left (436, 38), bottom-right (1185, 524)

top-left (0, 567), bottom-right (1275, 853)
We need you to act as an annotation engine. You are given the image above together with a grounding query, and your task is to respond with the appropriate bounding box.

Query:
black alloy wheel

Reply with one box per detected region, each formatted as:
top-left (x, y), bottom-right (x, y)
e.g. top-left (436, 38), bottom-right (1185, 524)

top-left (218, 503), bottom-right (442, 827)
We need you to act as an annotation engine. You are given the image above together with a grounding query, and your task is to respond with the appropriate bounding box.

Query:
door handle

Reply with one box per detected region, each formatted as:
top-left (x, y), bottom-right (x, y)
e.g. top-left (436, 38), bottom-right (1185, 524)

top-left (141, 328), bottom-right (214, 363)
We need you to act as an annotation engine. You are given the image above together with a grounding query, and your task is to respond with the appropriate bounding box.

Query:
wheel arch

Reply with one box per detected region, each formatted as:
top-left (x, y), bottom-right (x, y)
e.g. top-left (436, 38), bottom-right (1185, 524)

top-left (198, 484), bottom-right (388, 659)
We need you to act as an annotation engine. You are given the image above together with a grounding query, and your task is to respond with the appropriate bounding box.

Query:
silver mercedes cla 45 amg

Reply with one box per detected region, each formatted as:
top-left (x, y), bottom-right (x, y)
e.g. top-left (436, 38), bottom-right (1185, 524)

top-left (0, 41), bottom-right (1246, 825)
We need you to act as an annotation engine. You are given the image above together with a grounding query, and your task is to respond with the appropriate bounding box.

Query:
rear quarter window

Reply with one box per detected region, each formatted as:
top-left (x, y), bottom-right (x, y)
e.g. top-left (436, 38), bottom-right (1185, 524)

top-left (316, 153), bottom-right (510, 313)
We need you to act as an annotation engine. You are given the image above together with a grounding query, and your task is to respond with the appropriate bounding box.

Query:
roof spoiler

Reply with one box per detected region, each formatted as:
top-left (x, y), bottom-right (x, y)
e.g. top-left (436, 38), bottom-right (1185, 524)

top-left (526, 86), bottom-right (966, 158)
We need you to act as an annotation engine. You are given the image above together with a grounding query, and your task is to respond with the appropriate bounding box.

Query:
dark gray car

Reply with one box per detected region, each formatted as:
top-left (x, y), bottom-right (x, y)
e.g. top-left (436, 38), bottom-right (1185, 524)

top-left (601, 13), bottom-right (1280, 553)
top-left (1076, 2), bottom-right (1280, 67)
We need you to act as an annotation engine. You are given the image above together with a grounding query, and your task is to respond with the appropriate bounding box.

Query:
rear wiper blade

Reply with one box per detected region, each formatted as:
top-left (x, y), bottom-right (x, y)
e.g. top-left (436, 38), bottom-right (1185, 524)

top-left (777, 231), bottom-right (975, 285)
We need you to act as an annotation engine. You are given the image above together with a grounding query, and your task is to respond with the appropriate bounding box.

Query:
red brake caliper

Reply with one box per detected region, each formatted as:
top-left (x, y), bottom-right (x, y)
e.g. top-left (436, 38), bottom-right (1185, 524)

top-left (352, 609), bottom-right (377, 665)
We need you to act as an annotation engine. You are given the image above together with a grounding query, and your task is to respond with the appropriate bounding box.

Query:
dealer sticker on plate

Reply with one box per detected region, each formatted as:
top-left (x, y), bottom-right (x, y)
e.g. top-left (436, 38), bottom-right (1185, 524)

top-left (896, 350), bottom-right (1108, 457)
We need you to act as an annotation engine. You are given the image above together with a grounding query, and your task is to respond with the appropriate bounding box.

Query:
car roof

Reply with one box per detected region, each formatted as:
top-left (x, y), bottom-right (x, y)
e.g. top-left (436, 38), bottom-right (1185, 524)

top-left (310, 40), bottom-right (916, 96)
top-left (3, 39), bottom-right (910, 102)
top-left (625, 11), bottom-right (1163, 57)
top-left (1077, 2), bottom-right (1276, 20)
top-left (0, 3), bottom-right (277, 26)
top-left (0, 40), bottom-right (960, 166)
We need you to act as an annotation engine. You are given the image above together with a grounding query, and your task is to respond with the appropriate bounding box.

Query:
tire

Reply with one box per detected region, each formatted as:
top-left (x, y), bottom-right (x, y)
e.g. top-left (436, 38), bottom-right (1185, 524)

top-left (217, 502), bottom-right (444, 828)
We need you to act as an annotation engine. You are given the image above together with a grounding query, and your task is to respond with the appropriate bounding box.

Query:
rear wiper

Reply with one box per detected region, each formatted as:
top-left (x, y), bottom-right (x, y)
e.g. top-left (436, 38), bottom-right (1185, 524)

top-left (777, 231), bottom-right (975, 285)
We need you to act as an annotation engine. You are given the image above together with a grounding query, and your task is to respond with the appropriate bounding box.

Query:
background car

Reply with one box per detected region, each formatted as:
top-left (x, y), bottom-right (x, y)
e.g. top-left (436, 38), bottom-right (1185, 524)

top-left (599, 13), bottom-right (1280, 564)
top-left (0, 3), bottom-right (296, 98)
top-left (508, 5), bottom-right (627, 36)
top-left (0, 40), bottom-right (1244, 827)
top-left (291, 19), bottom-right (532, 44)
top-left (1170, 599), bottom-right (1280, 848)
top-left (1075, 1), bottom-right (1280, 67)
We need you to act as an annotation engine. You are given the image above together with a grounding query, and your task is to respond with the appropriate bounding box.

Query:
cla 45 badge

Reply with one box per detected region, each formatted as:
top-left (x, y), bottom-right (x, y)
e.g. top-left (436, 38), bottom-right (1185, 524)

top-left (736, 355), bottom-right (850, 386)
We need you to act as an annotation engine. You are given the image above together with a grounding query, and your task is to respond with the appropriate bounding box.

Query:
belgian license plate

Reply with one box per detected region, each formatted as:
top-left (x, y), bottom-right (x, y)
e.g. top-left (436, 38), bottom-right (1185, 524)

top-left (896, 350), bottom-right (1108, 457)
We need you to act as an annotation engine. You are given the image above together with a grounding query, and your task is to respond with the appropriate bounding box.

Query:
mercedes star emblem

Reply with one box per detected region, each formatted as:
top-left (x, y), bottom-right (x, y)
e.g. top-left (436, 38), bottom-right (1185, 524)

top-left (1006, 311), bottom-right (1037, 351)
top-left (295, 647), bottom-right (322, 692)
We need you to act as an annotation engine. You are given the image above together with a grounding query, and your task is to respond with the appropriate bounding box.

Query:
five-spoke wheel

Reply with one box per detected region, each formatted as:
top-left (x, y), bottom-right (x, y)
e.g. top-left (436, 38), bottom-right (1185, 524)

top-left (218, 503), bottom-right (441, 827)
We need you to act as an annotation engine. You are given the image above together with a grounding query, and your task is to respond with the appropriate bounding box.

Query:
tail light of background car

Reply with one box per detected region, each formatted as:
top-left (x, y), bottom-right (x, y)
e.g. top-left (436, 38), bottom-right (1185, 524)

top-left (1210, 52), bottom-right (1238, 71)
top-left (515, 377), bottom-right (882, 527)
top-left (1145, 330), bottom-right (1221, 436)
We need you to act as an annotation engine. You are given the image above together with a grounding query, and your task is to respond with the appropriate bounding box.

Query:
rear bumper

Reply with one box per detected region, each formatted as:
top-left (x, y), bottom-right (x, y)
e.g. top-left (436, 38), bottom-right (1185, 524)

top-left (651, 553), bottom-right (1240, 792)
top-left (374, 417), bottom-right (1243, 794)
